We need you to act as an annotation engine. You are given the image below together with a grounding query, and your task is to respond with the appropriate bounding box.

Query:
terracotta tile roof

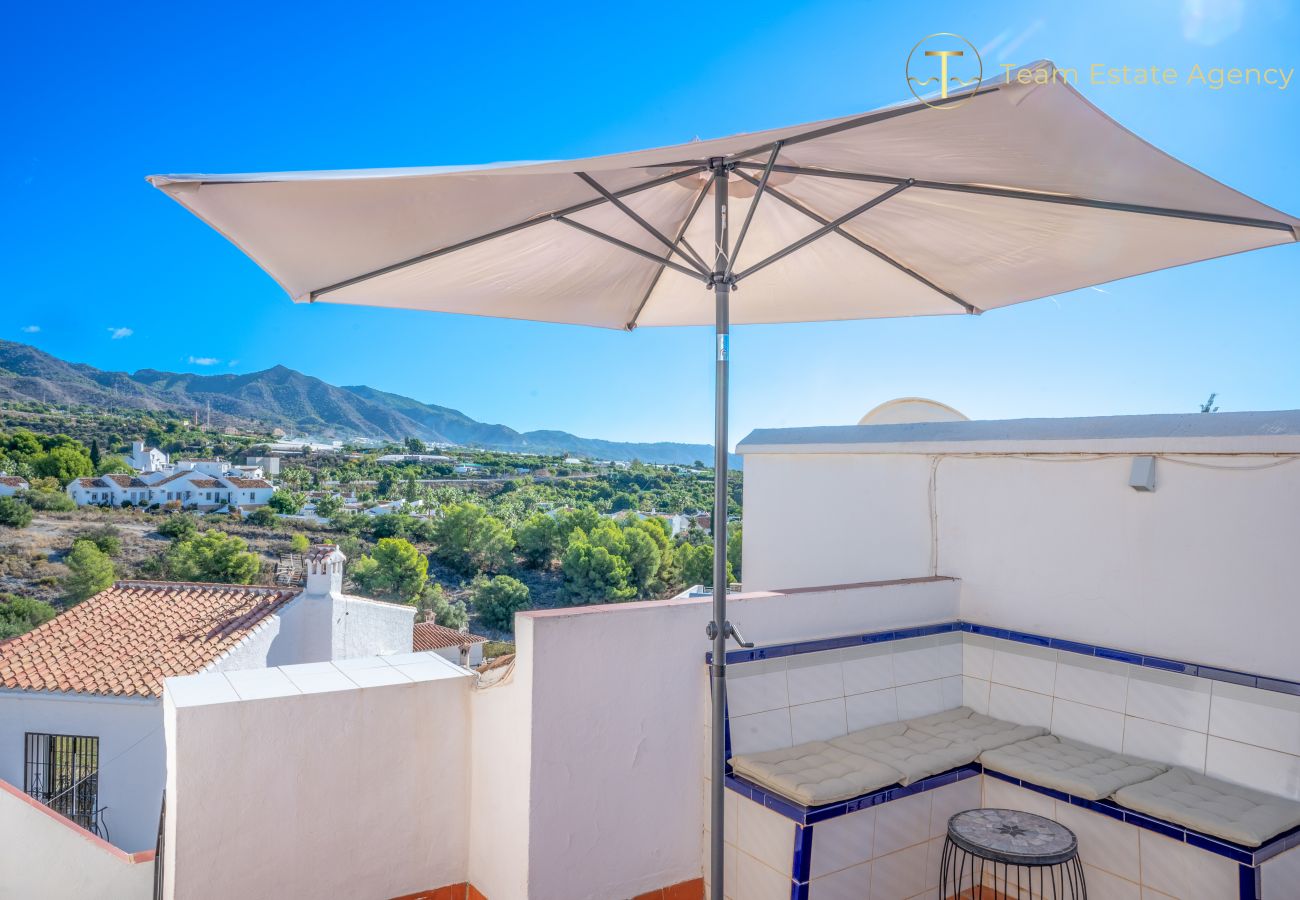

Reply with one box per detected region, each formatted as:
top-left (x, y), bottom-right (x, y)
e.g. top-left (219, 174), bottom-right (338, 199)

top-left (0, 476), bottom-right (28, 488)
top-left (0, 581), bottom-right (301, 698)
top-left (225, 477), bottom-right (272, 489)
top-left (103, 473), bottom-right (149, 488)
top-left (190, 478), bottom-right (223, 488)
top-left (153, 471), bottom-right (195, 486)
top-left (413, 622), bottom-right (489, 652)
top-left (75, 477), bottom-right (109, 488)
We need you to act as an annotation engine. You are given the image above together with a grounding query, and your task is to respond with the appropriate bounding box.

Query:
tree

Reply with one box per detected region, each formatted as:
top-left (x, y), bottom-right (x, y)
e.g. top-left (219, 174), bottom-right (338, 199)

top-left (89, 439), bottom-right (101, 468)
top-left (0, 594), bottom-right (57, 639)
top-left (472, 574), bottom-right (531, 631)
top-left (1200, 393), bottom-right (1220, 413)
top-left (429, 503), bottom-right (513, 575)
top-left (678, 542), bottom-right (734, 588)
top-left (32, 446), bottom-right (93, 485)
top-left (515, 512), bottom-right (562, 568)
top-left (65, 539), bottom-right (115, 602)
top-left (418, 582), bottom-right (468, 630)
top-left (95, 455), bottom-right (133, 475)
top-left (404, 436), bottom-right (426, 454)
top-left (561, 528), bottom-right (635, 604)
top-left (157, 513), bottom-right (199, 542)
top-left (268, 490), bottom-right (304, 515)
top-left (620, 525), bottom-right (661, 595)
top-left (363, 537), bottom-right (428, 602)
top-left (79, 524), bottom-right (122, 556)
top-left (0, 497), bottom-right (33, 529)
top-left (166, 531), bottom-right (261, 584)
top-left (289, 533), bottom-right (310, 553)
top-left (245, 506), bottom-right (278, 527)
top-left (19, 489), bottom-right (75, 512)
top-left (727, 525), bottom-right (742, 581)
top-left (313, 494), bottom-right (344, 519)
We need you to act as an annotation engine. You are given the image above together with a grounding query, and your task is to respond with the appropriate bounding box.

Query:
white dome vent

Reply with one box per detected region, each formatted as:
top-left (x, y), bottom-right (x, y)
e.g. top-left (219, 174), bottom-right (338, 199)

top-left (858, 397), bottom-right (969, 426)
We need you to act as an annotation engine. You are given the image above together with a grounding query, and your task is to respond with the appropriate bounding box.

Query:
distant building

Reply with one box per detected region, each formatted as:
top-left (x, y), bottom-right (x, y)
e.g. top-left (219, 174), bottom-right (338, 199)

top-left (0, 546), bottom-right (414, 851)
top-left (376, 453), bottom-right (452, 464)
top-left (412, 622), bottom-right (489, 668)
top-left (453, 463), bottom-right (485, 475)
top-left (244, 455), bottom-right (282, 476)
top-left (127, 441), bottom-right (168, 473)
top-left (67, 469), bottom-right (274, 511)
top-left (0, 475), bottom-right (29, 497)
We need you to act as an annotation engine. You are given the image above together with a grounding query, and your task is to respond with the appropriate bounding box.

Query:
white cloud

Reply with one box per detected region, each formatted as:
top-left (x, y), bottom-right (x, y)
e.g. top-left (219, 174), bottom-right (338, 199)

top-left (108, 327), bottom-right (134, 340)
top-left (188, 355), bottom-right (221, 366)
top-left (20, 325), bottom-right (39, 333)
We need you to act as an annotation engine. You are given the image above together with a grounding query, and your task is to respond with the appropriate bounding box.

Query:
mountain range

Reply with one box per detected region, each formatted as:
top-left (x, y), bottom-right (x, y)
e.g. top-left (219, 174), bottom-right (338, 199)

top-left (0, 340), bottom-right (721, 465)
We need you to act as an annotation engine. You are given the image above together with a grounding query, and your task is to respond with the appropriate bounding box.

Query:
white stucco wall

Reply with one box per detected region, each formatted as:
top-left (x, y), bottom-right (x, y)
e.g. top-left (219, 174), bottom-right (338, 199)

top-left (0, 779), bottom-right (154, 899)
top-left (333, 594), bottom-right (415, 660)
top-left (163, 653), bottom-right (471, 900)
top-left (513, 578), bottom-right (959, 900)
top-left (741, 418), bottom-right (1300, 680)
top-left (0, 690), bottom-right (163, 853)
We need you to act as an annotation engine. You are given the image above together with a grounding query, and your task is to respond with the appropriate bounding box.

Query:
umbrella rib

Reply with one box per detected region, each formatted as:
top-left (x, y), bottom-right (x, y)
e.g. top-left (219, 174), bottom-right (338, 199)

top-left (309, 165), bottom-right (706, 300)
top-left (731, 183), bottom-right (911, 283)
top-left (734, 170), bottom-right (978, 313)
top-left (553, 216), bottom-right (710, 283)
top-left (724, 143), bottom-right (782, 282)
top-left (575, 172), bottom-right (710, 275)
top-left (626, 178), bottom-right (713, 331)
top-left (732, 162), bottom-right (1297, 233)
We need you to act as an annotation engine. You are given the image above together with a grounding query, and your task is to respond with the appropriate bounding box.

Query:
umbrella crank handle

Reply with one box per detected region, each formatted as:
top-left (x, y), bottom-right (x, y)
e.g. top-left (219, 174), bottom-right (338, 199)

top-left (706, 620), bottom-right (755, 649)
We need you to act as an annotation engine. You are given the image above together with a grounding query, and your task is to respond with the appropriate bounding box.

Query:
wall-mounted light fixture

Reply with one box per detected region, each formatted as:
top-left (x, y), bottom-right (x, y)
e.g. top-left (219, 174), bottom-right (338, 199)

top-left (1129, 456), bottom-right (1157, 492)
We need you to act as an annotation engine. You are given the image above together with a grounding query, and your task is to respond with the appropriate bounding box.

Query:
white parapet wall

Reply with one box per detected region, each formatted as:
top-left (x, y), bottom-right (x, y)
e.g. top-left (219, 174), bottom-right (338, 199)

top-left (0, 777), bottom-right (154, 899)
top-left (499, 578), bottom-right (960, 900)
top-left (739, 410), bottom-right (1300, 680)
top-left (162, 652), bottom-right (471, 900)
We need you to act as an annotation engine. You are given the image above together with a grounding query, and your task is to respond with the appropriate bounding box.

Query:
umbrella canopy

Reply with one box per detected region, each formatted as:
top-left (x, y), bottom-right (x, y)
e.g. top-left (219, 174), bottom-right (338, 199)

top-left (149, 61), bottom-right (1296, 900)
top-left (150, 61), bottom-right (1296, 329)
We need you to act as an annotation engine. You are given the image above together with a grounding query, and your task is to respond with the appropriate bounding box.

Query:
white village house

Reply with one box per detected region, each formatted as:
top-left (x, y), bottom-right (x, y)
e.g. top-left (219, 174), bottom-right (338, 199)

top-left (0, 475), bottom-right (30, 497)
top-left (66, 467), bottom-right (274, 511)
top-left (0, 546), bottom-right (414, 853)
top-left (126, 441), bottom-right (169, 474)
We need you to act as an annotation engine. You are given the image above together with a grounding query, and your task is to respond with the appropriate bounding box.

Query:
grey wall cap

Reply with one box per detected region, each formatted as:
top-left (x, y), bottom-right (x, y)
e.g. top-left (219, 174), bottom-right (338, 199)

top-left (738, 409), bottom-right (1300, 455)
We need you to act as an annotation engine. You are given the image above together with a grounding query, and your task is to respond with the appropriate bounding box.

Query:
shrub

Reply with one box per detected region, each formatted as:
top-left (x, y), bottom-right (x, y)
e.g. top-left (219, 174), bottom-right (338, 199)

top-left (288, 533), bottom-right (310, 553)
top-left (65, 539), bottom-right (115, 602)
top-left (166, 531), bottom-right (260, 584)
top-left (157, 513), bottom-right (199, 542)
top-left (0, 594), bottom-right (56, 639)
top-left (245, 506), bottom-right (278, 527)
top-left (0, 497), bottom-right (34, 529)
top-left (20, 489), bottom-right (75, 512)
top-left (471, 574), bottom-right (531, 631)
top-left (79, 524), bottom-right (122, 556)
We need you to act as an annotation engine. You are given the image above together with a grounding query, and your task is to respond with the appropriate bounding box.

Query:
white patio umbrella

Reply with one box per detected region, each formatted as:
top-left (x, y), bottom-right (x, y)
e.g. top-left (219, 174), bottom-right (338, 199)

top-left (148, 60), bottom-right (1296, 897)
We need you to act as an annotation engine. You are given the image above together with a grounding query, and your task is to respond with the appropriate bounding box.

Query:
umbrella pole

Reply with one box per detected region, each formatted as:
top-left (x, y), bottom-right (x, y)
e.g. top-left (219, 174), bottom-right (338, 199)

top-left (708, 159), bottom-right (730, 900)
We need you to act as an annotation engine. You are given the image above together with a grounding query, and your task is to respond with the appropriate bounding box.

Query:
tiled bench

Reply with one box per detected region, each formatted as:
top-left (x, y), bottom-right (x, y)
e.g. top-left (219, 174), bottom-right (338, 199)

top-left (711, 624), bottom-right (1300, 899)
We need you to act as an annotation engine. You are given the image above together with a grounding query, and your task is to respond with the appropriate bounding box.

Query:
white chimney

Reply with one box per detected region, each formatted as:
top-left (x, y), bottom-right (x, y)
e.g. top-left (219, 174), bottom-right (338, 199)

top-left (305, 544), bottom-right (346, 596)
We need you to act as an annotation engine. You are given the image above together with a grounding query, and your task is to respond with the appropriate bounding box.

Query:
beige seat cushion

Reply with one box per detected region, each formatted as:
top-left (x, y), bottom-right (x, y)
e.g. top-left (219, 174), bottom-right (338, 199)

top-left (908, 707), bottom-right (1048, 751)
top-left (730, 741), bottom-right (904, 806)
top-left (980, 735), bottom-right (1168, 801)
top-left (830, 722), bottom-right (980, 786)
top-left (1114, 768), bottom-right (1300, 848)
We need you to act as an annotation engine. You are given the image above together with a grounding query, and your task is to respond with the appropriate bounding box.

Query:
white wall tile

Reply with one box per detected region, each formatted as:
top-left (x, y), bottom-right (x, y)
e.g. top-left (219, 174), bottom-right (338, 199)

top-left (1054, 656), bottom-right (1130, 713)
top-left (728, 668), bottom-right (790, 717)
top-left (874, 790), bottom-right (932, 856)
top-left (940, 675), bottom-right (964, 711)
top-left (935, 636), bottom-right (964, 678)
top-left (990, 644), bottom-right (1058, 694)
top-left (1261, 842), bottom-right (1300, 900)
top-left (737, 798), bottom-right (796, 873)
top-left (963, 639), bottom-right (994, 680)
top-left (892, 641), bottom-right (944, 688)
top-left (811, 807), bottom-right (876, 879)
top-left (1055, 801), bottom-right (1140, 883)
top-left (868, 843), bottom-right (926, 900)
top-left (928, 777), bottom-right (981, 839)
top-left (791, 697), bottom-right (849, 744)
top-left (1052, 698), bottom-right (1126, 753)
top-left (1080, 864), bottom-right (1140, 900)
top-left (1139, 829), bottom-right (1239, 899)
top-left (961, 675), bottom-right (990, 715)
top-left (809, 859), bottom-right (871, 900)
top-left (1122, 717), bottom-right (1207, 771)
top-left (1209, 681), bottom-right (1300, 756)
top-left (1206, 735), bottom-right (1300, 801)
top-left (1125, 668), bottom-right (1212, 732)
top-left (987, 683), bottom-right (1054, 729)
top-left (734, 849), bottom-right (791, 900)
top-left (730, 707), bottom-right (792, 756)
top-left (895, 679), bottom-right (946, 720)
top-left (786, 656), bottom-right (846, 706)
top-left (846, 688), bottom-right (899, 732)
top-left (982, 776), bottom-right (1056, 819)
top-left (843, 645), bottom-right (894, 696)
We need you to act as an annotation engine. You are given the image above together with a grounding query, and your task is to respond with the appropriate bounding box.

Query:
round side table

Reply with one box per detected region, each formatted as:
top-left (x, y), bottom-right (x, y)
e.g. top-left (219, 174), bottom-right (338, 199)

top-left (941, 808), bottom-right (1086, 899)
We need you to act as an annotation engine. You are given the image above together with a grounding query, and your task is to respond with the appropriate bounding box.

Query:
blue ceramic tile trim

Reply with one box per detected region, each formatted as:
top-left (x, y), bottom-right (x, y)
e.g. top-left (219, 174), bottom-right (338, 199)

top-left (791, 824), bottom-right (813, 883)
top-left (727, 763), bottom-right (1299, 870)
top-left (705, 619), bottom-right (1300, 697)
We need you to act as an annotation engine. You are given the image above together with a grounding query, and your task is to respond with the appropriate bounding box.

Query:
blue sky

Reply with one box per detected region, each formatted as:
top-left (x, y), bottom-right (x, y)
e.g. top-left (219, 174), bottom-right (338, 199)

top-left (4, 0), bottom-right (1297, 445)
